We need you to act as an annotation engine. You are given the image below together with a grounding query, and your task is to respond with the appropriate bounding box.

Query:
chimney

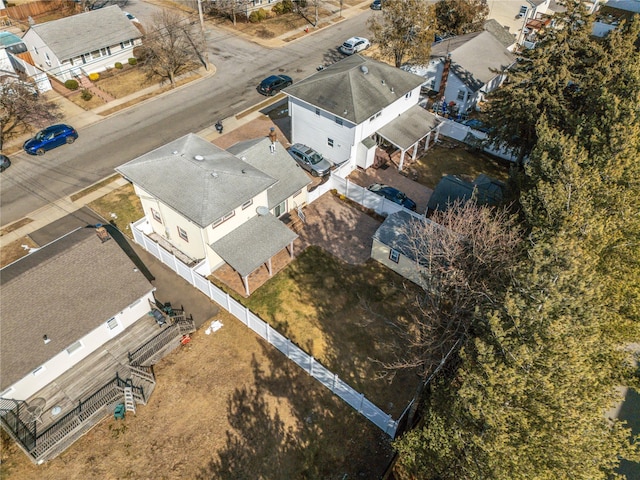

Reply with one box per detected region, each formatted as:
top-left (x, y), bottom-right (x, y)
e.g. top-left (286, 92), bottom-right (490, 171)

top-left (437, 53), bottom-right (452, 102)
top-left (95, 223), bottom-right (111, 243)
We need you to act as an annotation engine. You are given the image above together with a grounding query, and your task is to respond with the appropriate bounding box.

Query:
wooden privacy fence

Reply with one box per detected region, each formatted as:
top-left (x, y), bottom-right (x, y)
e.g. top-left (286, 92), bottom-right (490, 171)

top-left (0, 0), bottom-right (77, 22)
top-left (130, 217), bottom-right (401, 437)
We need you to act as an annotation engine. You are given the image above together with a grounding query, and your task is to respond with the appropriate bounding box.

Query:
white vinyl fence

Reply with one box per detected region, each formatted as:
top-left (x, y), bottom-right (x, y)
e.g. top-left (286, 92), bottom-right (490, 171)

top-left (308, 175), bottom-right (424, 220)
top-left (130, 219), bottom-right (400, 437)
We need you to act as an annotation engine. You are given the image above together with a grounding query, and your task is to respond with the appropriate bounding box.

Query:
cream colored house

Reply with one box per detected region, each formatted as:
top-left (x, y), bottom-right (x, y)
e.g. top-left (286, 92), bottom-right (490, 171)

top-left (117, 134), bottom-right (311, 295)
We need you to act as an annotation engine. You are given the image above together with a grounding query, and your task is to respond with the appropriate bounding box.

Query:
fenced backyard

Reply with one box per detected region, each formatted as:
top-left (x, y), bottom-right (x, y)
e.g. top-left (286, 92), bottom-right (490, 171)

top-left (131, 217), bottom-right (407, 436)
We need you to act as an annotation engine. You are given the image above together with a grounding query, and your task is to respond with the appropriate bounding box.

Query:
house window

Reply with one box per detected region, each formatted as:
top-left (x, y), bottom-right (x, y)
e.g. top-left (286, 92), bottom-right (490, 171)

top-left (107, 317), bottom-right (119, 330)
top-left (457, 90), bottom-right (465, 101)
top-left (32, 366), bottom-right (45, 376)
top-left (293, 189), bottom-right (302, 197)
top-left (389, 249), bottom-right (400, 263)
top-left (369, 115), bottom-right (375, 122)
top-left (241, 199), bottom-right (253, 210)
top-left (213, 210), bottom-right (235, 227)
top-left (335, 116), bottom-right (343, 126)
top-left (177, 226), bottom-right (189, 241)
top-left (66, 341), bottom-right (83, 355)
top-left (274, 200), bottom-right (286, 217)
top-left (429, 79), bottom-right (436, 90)
top-left (327, 138), bottom-right (334, 147)
top-left (405, 91), bottom-right (412, 99)
top-left (315, 108), bottom-right (320, 116)
top-left (121, 39), bottom-right (133, 48)
top-left (151, 208), bottom-right (162, 223)
top-left (375, 112), bottom-right (381, 118)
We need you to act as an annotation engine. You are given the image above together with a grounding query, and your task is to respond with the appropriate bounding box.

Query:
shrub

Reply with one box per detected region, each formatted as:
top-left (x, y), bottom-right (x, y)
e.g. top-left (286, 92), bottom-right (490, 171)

top-left (81, 89), bottom-right (93, 101)
top-left (114, 62), bottom-right (123, 69)
top-left (64, 79), bottom-right (79, 90)
top-left (128, 57), bottom-right (137, 66)
top-left (249, 8), bottom-right (267, 22)
top-left (282, 0), bottom-right (294, 13)
top-left (88, 72), bottom-right (100, 82)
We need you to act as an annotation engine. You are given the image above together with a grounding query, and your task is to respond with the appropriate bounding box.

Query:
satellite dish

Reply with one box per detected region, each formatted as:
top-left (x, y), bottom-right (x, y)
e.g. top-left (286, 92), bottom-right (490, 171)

top-left (256, 206), bottom-right (269, 216)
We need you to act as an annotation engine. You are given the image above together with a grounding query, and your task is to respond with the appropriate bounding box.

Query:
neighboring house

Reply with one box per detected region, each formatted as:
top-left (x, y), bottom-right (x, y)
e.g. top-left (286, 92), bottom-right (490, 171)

top-left (427, 174), bottom-right (505, 213)
top-left (0, 227), bottom-right (155, 404)
top-left (483, 19), bottom-right (517, 52)
top-left (284, 54), bottom-right (442, 172)
top-left (0, 32), bottom-right (52, 93)
top-left (116, 134), bottom-right (309, 295)
top-left (371, 210), bottom-right (432, 286)
top-left (20, 5), bottom-right (142, 82)
top-left (592, 1), bottom-right (640, 37)
top-left (403, 31), bottom-right (516, 115)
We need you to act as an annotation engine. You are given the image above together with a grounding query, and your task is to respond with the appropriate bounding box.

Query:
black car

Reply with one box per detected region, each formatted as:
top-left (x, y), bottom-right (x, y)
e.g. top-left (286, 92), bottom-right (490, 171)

top-left (257, 75), bottom-right (292, 96)
top-left (367, 183), bottom-right (417, 211)
top-left (370, 0), bottom-right (383, 9)
top-left (0, 154), bottom-right (10, 172)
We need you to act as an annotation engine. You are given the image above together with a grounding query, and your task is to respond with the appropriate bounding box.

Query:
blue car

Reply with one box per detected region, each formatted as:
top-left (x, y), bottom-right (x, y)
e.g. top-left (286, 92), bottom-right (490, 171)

top-left (367, 183), bottom-right (417, 211)
top-left (23, 124), bottom-right (78, 155)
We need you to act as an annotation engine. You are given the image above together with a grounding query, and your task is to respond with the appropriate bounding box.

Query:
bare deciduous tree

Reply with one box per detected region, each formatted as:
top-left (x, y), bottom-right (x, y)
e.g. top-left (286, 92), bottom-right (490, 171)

top-left (139, 9), bottom-right (205, 87)
top-left (0, 78), bottom-right (60, 151)
top-left (388, 200), bottom-right (522, 424)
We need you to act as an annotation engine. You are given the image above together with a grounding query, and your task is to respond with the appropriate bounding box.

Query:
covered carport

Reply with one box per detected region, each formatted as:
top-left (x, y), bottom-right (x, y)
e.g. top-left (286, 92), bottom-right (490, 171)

top-left (211, 214), bottom-right (298, 296)
top-left (376, 105), bottom-right (442, 171)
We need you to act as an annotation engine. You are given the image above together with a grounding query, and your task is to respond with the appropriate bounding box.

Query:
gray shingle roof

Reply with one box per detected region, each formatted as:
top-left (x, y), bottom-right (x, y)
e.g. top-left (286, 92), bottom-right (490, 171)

top-left (283, 54), bottom-right (425, 124)
top-left (373, 211), bottom-right (424, 261)
top-left (211, 214), bottom-right (298, 277)
top-left (377, 105), bottom-right (440, 150)
top-left (431, 31), bottom-right (516, 91)
top-left (116, 134), bottom-right (277, 228)
top-left (0, 227), bottom-right (154, 391)
top-left (483, 19), bottom-right (517, 49)
top-left (28, 5), bottom-right (141, 60)
top-left (227, 138), bottom-right (311, 210)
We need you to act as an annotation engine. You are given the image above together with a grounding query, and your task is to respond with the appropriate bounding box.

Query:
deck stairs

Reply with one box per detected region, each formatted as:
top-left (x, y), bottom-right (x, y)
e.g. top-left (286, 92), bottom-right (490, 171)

top-left (123, 387), bottom-right (136, 415)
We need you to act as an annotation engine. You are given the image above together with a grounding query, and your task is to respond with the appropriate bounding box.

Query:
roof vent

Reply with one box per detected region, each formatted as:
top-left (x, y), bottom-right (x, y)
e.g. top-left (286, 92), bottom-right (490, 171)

top-left (360, 65), bottom-right (368, 74)
top-left (381, 79), bottom-right (385, 85)
top-left (43, 335), bottom-right (51, 345)
top-left (211, 172), bottom-right (218, 178)
top-left (172, 150), bottom-right (179, 155)
top-left (194, 155), bottom-right (204, 161)
top-left (391, 87), bottom-right (394, 93)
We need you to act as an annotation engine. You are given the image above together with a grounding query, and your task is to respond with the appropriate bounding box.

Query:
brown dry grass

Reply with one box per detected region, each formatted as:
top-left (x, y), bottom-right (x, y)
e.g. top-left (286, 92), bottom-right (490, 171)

top-left (97, 67), bottom-right (160, 99)
top-left (0, 235), bottom-right (39, 268)
top-left (67, 90), bottom-right (107, 110)
top-left (412, 140), bottom-right (512, 189)
top-left (87, 183), bottom-right (144, 240)
top-left (0, 218), bottom-right (32, 236)
top-left (0, 310), bottom-right (393, 479)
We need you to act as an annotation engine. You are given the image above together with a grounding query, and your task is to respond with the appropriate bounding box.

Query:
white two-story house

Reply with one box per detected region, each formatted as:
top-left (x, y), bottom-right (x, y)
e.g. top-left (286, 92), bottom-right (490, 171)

top-left (117, 134), bottom-right (311, 295)
top-left (283, 54), bottom-right (442, 172)
top-left (21, 5), bottom-right (142, 82)
top-left (403, 31), bottom-right (516, 115)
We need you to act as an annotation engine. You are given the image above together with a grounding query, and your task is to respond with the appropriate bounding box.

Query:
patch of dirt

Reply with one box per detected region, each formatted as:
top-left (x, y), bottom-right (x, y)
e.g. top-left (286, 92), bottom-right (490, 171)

top-left (0, 310), bottom-right (394, 479)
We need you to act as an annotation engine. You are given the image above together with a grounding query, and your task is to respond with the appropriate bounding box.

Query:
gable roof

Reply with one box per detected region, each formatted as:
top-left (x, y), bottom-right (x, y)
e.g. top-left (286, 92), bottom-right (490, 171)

top-left (373, 211), bottom-right (420, 261)
top-left (27, 6), bottom-right (141, 60)
top-left (283, 54), bottom-right (425, 124)
top-left (0, 227), bottom-right (154, 391)
top-left (227, 138), bottom-right (310, 210)
top-left (431, 31), bottom-right (516, 91)
top-left (483, 19), bottom-right (517, 49)
top-left (116, 134), bottom-right (277, 228)
top-left (427, 174), bottom-right (505, 212)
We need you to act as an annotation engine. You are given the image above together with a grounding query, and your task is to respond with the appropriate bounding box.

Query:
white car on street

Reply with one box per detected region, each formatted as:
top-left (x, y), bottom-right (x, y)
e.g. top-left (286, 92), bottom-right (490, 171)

top-left (340, 37), bottom-right (371, 55)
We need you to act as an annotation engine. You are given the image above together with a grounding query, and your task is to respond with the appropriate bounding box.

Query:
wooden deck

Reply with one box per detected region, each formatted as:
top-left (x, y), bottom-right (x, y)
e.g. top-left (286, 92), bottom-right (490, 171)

top-left (23, 315), bottom-right (164, 431)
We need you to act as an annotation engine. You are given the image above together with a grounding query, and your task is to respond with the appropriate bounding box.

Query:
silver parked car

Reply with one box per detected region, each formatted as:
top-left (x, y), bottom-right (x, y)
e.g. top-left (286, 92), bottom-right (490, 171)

top-left (287, 144), bottom-right (332, 177)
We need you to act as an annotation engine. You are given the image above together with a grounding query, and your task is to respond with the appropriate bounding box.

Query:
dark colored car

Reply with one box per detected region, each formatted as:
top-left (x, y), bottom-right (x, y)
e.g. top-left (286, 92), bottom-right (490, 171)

top-left (288, 143), bottom-right (332, 177)
top-left (0, 154), bottom-right (11, 172)
top-left (23, 124), bottom-right (78, 155)
top-left (370, 0), bottom-right (383, 9)
top-left (367, 183), bottom-right (417, 211)
top-left (461, 118), bottom-right (492, 133)
top-left (257, 75), bottom-right (292, 96)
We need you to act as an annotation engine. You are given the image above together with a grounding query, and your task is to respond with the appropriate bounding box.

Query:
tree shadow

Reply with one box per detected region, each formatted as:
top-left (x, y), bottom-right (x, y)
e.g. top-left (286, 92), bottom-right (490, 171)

top-left (196, 347), bottom-right (394, 479)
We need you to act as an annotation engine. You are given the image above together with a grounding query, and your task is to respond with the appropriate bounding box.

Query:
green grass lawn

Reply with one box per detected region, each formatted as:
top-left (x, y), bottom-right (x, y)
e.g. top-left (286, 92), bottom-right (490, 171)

top-left (87, 183), bottom-right (144, 239)
top-left (236, 246), bottom-right (423, 417)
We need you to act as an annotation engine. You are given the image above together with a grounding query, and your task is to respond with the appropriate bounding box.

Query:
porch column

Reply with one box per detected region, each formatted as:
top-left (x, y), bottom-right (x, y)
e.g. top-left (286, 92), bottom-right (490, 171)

top-left (242, 275), bottom-right (250, 296)
top-left (398, 149), bottom-right (406, 170)
top-left (412, 142), bottom-right (418, 160)
top-left (266, 258), bottom-right (273, 276)
top-left (424, 132), bottom-right (432, 153)
top-left (435, 125), bottom-right (441, 143)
